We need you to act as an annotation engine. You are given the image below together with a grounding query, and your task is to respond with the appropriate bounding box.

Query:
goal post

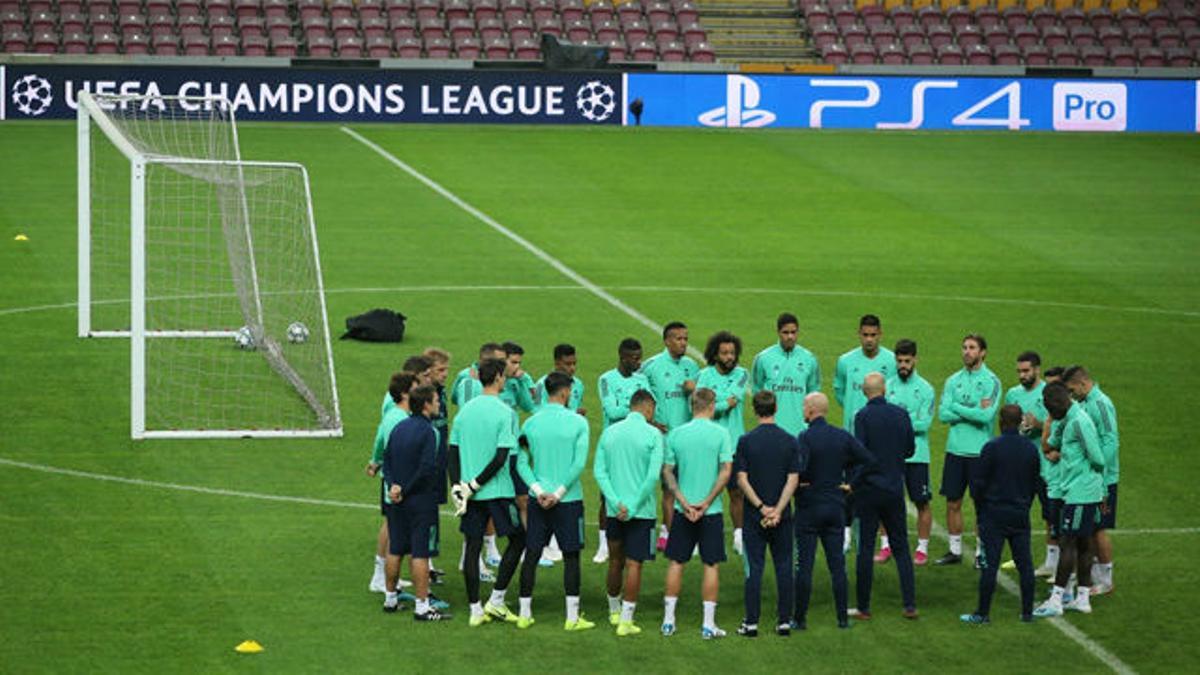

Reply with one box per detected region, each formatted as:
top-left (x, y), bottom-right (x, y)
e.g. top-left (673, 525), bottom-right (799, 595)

top-left (77, 91), bottom-right (342, 439)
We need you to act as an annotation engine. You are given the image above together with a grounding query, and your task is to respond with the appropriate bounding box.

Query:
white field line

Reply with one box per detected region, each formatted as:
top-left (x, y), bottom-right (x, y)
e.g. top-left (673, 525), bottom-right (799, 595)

top-left (11, 283), bottom-right (1199, 321)
top-left (908, 502), bottom-right (1136, 675)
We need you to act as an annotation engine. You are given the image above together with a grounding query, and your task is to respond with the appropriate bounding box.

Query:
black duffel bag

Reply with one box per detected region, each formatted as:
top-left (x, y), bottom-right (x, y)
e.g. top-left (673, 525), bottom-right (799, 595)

top-left (341, 308), bottom-right (406, 342)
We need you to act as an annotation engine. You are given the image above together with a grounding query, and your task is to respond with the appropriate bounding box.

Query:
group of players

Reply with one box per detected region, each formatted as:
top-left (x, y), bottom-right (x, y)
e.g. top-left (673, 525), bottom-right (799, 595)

top-left (366, 313), bottom-right (1120, 636)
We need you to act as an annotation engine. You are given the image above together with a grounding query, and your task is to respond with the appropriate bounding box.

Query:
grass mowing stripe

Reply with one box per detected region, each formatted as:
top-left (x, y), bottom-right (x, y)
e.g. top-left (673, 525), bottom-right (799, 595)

top-left (339, 125), bottom-right (700, 358)
top-left (346, 123), bottom-right (1133, 673)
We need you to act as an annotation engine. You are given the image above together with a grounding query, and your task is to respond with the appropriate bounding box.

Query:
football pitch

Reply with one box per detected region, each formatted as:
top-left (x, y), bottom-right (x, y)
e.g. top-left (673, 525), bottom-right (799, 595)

top-left (1, 121), bottom-right (1199, 673)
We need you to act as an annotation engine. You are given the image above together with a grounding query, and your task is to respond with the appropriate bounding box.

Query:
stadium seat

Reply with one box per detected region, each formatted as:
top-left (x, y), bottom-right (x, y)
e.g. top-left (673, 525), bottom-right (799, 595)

top-left (1107, 43), bottom-right (1135, 65)
top-left (1069, 24), bottom-right (1097, 46)
top-left (270, 34), bottom-right (298, 56)
top-left (333, 17), bottom-right (359, 40)
top-left (1156, 26), bottom-right (1182, 48)
top-left (631, 38), bottom-right (655, 60)
top-left (362, 16), bottom-right (388, 39)
top-left (1002, 6), bottom-right (1028, 29)
top-left (419, 15), bottom-right (446, 39)
top-left (1060, 7), bottom-right (1085, 29)
top-left (1117, 8), bottom-right (1143, 32)
top-left (1137, 45), bottom-right (1165, 66)
top-left (146, 13), bottom-right (172, 36)
top-left (337, 34), bottom-right (364, 57)
top-left (847, 41), bottom-right (874, 63)
top-left (946, 5), bottom-right (971, 28)
top-left (688, 39), bottom-right (713, 62)
top-left (917, 5), bottom-right (943, 28)
top-left (182, 32), bottom-right (209, 55)
top-left (307, 35), bottom-right (334, 56)
top-left (90, 12), bottom-right (116, 34)
top-left (263, 0), bottom-right (290, 18)
top-left (508, 15), bottom-right (534, 41)
top-left (1050, 43), bottom-right (1079, 64)
top-left (840, 22), bottom-right (866, 46)
top-left (659, 38), bottom-right (684, 60)
top-left (806, 4), bottom-right (832, 26)
top-left (963, 41), bottom-right (990, 63)
top-left (1030, 6), bottom-right (1056, 30)
top-left (536, 16), bottom-right (562, 36)
top-left (1042, 24), bottom-right (1067, 48)
top-left (150, 32), bottom-right (177, 54)
top-left (214, 33), bottom-right (239, 55)
top-left (447, 16), bottom-right (474, 40)
top-left (210, 15), bottom-right (237, 39)
top-left (1127, 25), bottom-right (1153, 49)
top-left (500, 0), bottom-right (528, 23)
top-left (208, 0), bottom-right (233, 18)
top-left (179, 14), bottom-right (205, 35)
top-left (566, 18), bottom-right (591, 41)
top-left (1011, 23), bottom-right (1038, 47)
top-left (926, 22), bottom-right (952, 48)
top-left (870, 22), bottom-right (897, 47)
top-left (423, 34), bottom-right (451, 57)
top-left (390, 15), bottom-right (417, 40)
top-left (239, 33), bottom-right (267, 55)
top-left (652, 19), bottom-right (678, 44)
top-left (234, 0), bottom-right (262, 20)
top-left (329, 0), bottom-right (355, 21)
top-left (1087, 7), bottom-right (1114, 31)
top-left (32, 30), bottom-right (57, 54)
top-left (30, 11), bottom-right (56, 33)
top-left (2, 29), bottom-right (27, 52)
top-left (115, 0), bottom-right (141, 14)
top-left (604, 37), bottom-right (627, 60)
top-left (597, 19), bottom-right (621, 42)
top-left (983, 23), bottom-right (1009, 46)
top-left (646, 1), bottom-right (671, 25)
top-left (890, 4), bottom-right (915, 26)
top-left (395, 35), bottom-right (422, 57)
top-left (1165, 46), bottom-right (1194, 66)
top-left (415, 0), bottom-right (441, 20)
top-left (1021, 41), bottom-right (1049, 64)
top-left (126, 31), bottom-right (154, 54)
top-left (485, 35), bottom-right (511, 58)
top-left (834, 4), bottom-right (857, 26)
top-left (366, 34), bottom-right (393, 57)
top-left (936, 42), bottom-right (964, 63)
top-left (174, 0), bottom-right (201, 16)
top-left (822, 41), bottom-right (849, 63)
top-left (62, 12), bottom-right (87, 34)
top-left (906, 41), bottom-right (933, 63)
top-left (454, 34), bottom-right (482, 57)
top-left (1185, 27), bottom-right (1200, 49)
top-left (812, 22), bottom-right (839, 48)
top-left (1079, 43), bottom-right (1107, 64)
top-left (1, 10), bottom-right (26, 34)
top-left (589, 0), bottom-right (616, 24)
top-left (558, 0), bottom-right (584, 24)
top-left (93, 30), bottom-right (119, 53)
top-left (240, 15), bottom-right (267, 38)
top-left (1176, 9), bottom-right (1199, 32)
top-left (478, 16), bottom-right (503, 40)
top-left (878, 41), bottom-right (905, 63)
top-left (956, 24), bottom-right (982, 47)
top-left (992, 42), bottom-right (1020, 63)
top-left (297, 0), bottom-right (325, 20)
top-left (676, 2), bottom-right (698, 26)
top-left (64, 31), bottom-right (90, 53)
top-left (617, 0), bottom-right (643, 24)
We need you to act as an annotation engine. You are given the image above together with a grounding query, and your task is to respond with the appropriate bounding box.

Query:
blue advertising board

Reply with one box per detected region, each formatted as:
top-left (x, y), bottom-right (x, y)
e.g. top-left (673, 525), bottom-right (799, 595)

top-left (624, 73), bottom-right (1199, 133)
top-left (0, 64), bottom-right (622, 124)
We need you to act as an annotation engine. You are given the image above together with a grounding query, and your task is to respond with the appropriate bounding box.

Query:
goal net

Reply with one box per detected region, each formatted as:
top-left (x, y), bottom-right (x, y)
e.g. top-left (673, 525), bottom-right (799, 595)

top-left (78, 92), bottom-right (342, 439)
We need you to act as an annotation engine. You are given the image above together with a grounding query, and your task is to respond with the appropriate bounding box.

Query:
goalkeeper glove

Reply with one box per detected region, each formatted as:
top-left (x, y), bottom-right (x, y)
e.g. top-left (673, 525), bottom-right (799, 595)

top-left (450, 480), bottom-right (480, 516)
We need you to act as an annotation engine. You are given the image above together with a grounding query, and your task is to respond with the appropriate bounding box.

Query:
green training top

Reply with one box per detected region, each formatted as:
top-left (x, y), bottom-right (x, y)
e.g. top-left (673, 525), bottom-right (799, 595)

top-left (639, 349), bottom-right (700, 431)
top-left (938, 364), bottom-right (1003, 458)
top-left (1081, 384), bottom-right (1120, 486)
top-left (885, 371), bottom-right (936, 464)
top-left (1050, 402), bottom-right (1106, 505)
top-left (697, 365), bottom-right (749, 444)
top-left (449, 363), bottom-right (478, 408)
top-left (1004, 381), bottom-right (1051, 484)
top-left (501, 372), bottom-right (536, 414)
top-left (371, 405), bottom-right (409, 465)
top-left (751, 342), bottom-right (821, 436)
top-left (593, 412), bottom-right (664, 520)
top-left (835, 346), bottom-right (896, 432)
top-left (450, 394), bottom-right (519, 501)
top-left (533, 373), bottom-right (585, 413)
top-left (598, 368), bottom-right (652, 429)
top-left (517, 402), bottom-right (590, 503)
top-left (664, 418), bottom-right (733, 516)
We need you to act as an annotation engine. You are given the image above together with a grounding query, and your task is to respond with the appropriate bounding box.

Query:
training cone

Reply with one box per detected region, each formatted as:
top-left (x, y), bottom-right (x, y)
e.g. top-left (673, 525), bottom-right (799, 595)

top-left (234, 640), bottom-right (264, 654)
top-left (14, 234), bottom-right (29, 241)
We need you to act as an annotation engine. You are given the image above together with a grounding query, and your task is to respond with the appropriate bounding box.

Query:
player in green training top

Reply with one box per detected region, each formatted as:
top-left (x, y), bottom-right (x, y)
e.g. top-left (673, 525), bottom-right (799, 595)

top-left (451, 342), bottom-right (506, 409)
top-left (593, 390), bottom-right (664, 636)
top-left (639, 321), bottom-right (699, 552)
top-left (499, 341), bottom-right (536, 414)
top-left (514, 372), bottom-right (594, 631)
top-left (593, 338), bottom-right (652, 563)
top-left (448, 358), bottom-right (525, 627)
top-left (660, 388), bottom-right (734, 639)
top-left (697, 330), bottom-right (749, 555)
top-left (751, 312), bottom-right (821, 436)
top-left (1003, 352), bottom-right (1055, 576)
top-left (883, 339), bottom-right (936, 566)
top-left (1064, 365), bottom-right (1119, 596)
top-left (935, 333), bottom-right (1002, 568)
top-left (533, 344), bottom-right (586, 415)
top-left (1035, 382), bottom-right (1105, 617)
top-left (835, 315), bottom-right (896, 432)
top-left (380, 355), bottom-right (432, 420)
top-left (367, 372), bottom-right (416, 595)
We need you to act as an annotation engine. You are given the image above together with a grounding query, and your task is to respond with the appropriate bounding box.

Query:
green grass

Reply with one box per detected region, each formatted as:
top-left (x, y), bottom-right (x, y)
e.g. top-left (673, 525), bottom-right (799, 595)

top-left (1, 122), bottom-right (1199, 673)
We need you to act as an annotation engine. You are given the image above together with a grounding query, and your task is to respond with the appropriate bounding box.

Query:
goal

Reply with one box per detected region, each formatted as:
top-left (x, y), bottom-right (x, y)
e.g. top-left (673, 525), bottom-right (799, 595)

top-left (77, 91), bottom-right (342, 439)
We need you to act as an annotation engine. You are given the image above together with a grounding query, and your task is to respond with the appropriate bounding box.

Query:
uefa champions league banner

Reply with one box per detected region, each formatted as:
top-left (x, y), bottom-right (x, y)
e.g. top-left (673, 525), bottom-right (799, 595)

top-left (0, 64), bottom-right (622, 124)
top-left (624, 73), bottom-right (1200, 133)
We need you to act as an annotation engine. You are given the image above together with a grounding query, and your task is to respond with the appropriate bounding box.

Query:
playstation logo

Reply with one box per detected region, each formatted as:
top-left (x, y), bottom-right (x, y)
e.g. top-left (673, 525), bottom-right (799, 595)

top-left (699, 75), bottom-right (776, 128)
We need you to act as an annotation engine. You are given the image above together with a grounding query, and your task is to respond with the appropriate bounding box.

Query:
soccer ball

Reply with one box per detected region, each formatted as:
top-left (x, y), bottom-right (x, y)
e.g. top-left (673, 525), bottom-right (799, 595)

top-left (286, 321), bottom-right (310, 344)
top-left (12, 75), bottom-right (53, 117)
top-left (234, 326), bottom-right (256, 350)
top-left (576, 81), bottom-right (616, 123)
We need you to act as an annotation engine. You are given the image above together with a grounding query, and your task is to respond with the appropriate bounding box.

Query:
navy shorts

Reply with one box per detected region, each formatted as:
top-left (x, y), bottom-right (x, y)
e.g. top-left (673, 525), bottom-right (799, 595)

top-left (510, 462), bottom-right (529, 499)
top-left (665, 512), bottom-right (726, 566)
top-left (386, 503), bottom-right (439, 558)
top-left (1060, 502), bottom-right (1101, 539)
top-left (379, 480), bottom-right (387, 516)
top-left (1036, 479), bottom-right (1050, 523)
top-left (940, 453), bottom-right (981, 501)
top-left (1046, 497), bottom-right (1064, 539)
top-left (527, 500), bottom-right (585, 554)
top-left (905, 462), bottom-right (932, 505)
top-left (1099, 484), bottom-right (1118, 530)
top-left (606, 517), bottom-right (656, 562)
top-left (460, 498), bottom-right (523, 539)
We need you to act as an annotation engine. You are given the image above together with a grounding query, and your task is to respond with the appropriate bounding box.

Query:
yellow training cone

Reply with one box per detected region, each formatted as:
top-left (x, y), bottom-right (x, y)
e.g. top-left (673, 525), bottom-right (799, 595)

top-left (234, 640), bottom-right (264, 654)
top-left (14, 234), bottom-right (29, 241)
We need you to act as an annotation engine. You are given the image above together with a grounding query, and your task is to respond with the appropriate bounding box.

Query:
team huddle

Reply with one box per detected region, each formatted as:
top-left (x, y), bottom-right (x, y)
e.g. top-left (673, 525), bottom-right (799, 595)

top-left (366, 313), bottom-right (1120, 636)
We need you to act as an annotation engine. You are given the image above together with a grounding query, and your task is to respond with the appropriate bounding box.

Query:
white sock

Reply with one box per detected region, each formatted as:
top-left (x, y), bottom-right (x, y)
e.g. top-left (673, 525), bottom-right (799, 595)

top-left (949, 534), bottom-right (963, 556)
top-left (479, 556), bottom-right (489, 574)
top-left (917, 538), bottom-right (929, 554)
top-left (659, 523), bottom-right (669, 537)
top-left (1102, 561), bottom-right (1113, 584)
top-left (519, 596), bottom-right (532, 619)
top-left (599, 530), bottom-right (608, 546)
top-left (374, 554), bottom-right (386, 568)
top-left (566, 595), bottom-right (580, 623)
top-left (489, 588), bottom-right (507, 606)
top-left (621, 600), bottom-right (636, 623)
top-left (416, 597), bottom-right (430, 615)
top-left (880, 535), bottom-right (890, 550)
top-left (1046, 545), bottom-right (1060, 568)
top-left (458, 542), bottom-right (466, 570)
top-left (608, 594), bottom-right (622, 615)
top-left (1051, 585), bottom-right (1065, 601)
top-left (663, 596), bottom-right (678, 624)
top-left (975, 540), bottom-right (983, 558)
top-left (485, 534), bottom-right (499, 558)
top-left (843, 526), bottom-right (852, 551)
top-left (1076, 586), bottom-right (1091, 602)
top-left (385, 590), bottom-right (399, 604)
top-left (734, 527), bottom-right (743, 542)
top-left (470, 601), bottom-right (484, 618)
top-left (702, 600), bottom-right (717, 628)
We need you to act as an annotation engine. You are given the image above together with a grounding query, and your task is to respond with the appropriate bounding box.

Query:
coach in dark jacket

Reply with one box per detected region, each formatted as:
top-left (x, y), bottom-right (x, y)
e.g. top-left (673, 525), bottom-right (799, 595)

top-left (852, 372), bottom-right (917, 620)
top-left (961, 404), bottom-right (1041, 624)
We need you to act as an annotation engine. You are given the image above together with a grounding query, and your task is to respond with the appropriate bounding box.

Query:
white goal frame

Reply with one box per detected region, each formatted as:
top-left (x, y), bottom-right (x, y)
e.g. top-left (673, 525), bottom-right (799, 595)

top-left (77, 91), bottom-right (342, 440)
